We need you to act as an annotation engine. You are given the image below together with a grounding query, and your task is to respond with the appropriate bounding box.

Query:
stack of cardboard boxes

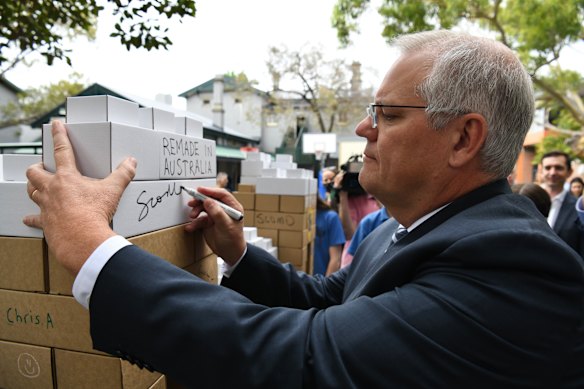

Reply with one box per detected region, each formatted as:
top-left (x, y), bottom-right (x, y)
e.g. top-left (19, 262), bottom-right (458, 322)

top-left (233, 152), bottom-right (317, 273)
top-left (0, 95), bottom-right (219, 389)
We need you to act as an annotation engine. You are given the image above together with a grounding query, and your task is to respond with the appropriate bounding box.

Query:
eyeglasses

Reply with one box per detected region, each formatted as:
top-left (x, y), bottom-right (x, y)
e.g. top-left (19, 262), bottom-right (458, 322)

top-left (366, 103), bottom-right (427, 128)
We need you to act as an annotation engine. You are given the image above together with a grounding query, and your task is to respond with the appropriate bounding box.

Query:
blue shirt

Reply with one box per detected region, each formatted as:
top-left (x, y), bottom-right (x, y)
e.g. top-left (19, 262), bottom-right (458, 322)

top-left (314, 209), bottom-right (346, 275)
top-left (347, 207), bottom-right (390, 256)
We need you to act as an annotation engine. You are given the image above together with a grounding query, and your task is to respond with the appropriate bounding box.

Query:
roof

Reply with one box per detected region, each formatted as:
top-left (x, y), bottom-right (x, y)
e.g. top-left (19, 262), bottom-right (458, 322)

top-left (1, 76), bottom-right (22, 94)
top-left (179, 75), bottom-right (267, 99)
top-left (31, 82), bottom-right (259, 145)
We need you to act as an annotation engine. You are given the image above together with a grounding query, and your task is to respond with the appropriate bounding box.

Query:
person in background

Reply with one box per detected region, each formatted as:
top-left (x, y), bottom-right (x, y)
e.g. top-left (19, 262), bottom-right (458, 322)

top-left (540, 150), bottom-right (584, 257)
top-left (511, 183), bottom-right (551, 217)
top-left (25, 30), bottom-right (584, 387)
top-left (314, 197), bottom-right (346, 276)
top-left (331, 165), bottom-right (380, 259)
top-left (320, 167), bottom-right (338, 206)
top-left (570, 176), bottom-right (584, 198)
top-left (216, 171), bottom-right (231, 192)
top-left (341, 205), bottom-right (389, 268)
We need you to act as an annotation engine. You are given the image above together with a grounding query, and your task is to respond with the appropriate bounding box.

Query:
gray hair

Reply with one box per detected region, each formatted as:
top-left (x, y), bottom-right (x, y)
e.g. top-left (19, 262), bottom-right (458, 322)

top-left (392, 30), bottom-right (535, 179)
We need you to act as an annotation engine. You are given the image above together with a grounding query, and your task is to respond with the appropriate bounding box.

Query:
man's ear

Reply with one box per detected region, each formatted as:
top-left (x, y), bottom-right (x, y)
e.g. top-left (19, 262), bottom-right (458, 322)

top-left (448, 113), bottom-right (488, 168)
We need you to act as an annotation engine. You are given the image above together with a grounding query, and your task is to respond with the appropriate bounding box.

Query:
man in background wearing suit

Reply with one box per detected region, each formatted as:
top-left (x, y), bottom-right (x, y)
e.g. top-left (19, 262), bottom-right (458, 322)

top-left (25, 30), bottom-right (584, 387)
top-left (541, 150), bottom-right (584, 258)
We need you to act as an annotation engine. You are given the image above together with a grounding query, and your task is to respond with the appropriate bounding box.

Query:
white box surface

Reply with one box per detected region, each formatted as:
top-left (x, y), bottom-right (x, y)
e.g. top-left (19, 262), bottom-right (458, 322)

top-left (43, 122), bottom-right (159, 180)
top-left (255, 177), bottom-right (317, 195)
top-left (2, 154), bottom-right (42, 181)
top-left (158, 132), bottom-right (216, 179)
top-left (114, 178), bottom-right (215, 237)
top-left (66, 95), bottom-right (139, 126)
top-left (0, 182), bottom-right (43, 238)
top-left (139, 107), bottom-right (175, 132)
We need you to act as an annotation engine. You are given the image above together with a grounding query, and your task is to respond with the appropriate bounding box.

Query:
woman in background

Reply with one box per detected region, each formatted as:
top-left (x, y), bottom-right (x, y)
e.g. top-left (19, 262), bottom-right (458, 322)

top-left (314, 197), bottom-right (346, 276)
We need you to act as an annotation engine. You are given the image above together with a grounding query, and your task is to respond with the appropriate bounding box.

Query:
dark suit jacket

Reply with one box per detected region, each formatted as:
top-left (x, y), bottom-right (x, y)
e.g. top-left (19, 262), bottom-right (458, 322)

top-left (89, 180), bottom-right (584, 388)
top-left (553, 192), bottom-right (584, 258)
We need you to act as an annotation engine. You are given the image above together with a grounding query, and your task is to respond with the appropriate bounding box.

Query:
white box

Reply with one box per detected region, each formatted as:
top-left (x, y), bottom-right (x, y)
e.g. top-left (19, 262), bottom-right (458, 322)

top-left (114, 178), bottom-right (215, 237)
top-left (267, 246), bottom-right (278, 259)
top-left (0, 155), bottom-right (3, 180)
top-left (175, 117), bottom-right (203, 138)
top-left (0, 182), bottom-right (42, 238)
top-left (243, 226), bottom-right (258, 241)
top-left (1, 154), bottom-right (42, 181)
top-left (239, 176), bottom-right (258, 185)
top-left (43, 122), bottom-right (159, 180)
top-left (285, 168), bottom-right (312, 179)
top-left (158, 132), bottom-right (216, 179)
top-left (275, 154), bottom-right (293, 163)
top-left (270, 161), bottom-right (297, 170)
top-left (241, 160), bottom-right (266, 177)
top-left (261, 168), bottom-right (285, 178)
top-left (66, 96), bottom-right (139, 126)
top-left (139, 107), bottom-right (175, 132)
top-left (255, 177), bottom-right (317, 196)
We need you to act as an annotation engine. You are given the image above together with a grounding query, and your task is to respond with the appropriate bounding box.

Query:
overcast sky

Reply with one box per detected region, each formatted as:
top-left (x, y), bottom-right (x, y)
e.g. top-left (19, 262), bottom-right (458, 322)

top-left (5, 0), bottom-right (583, 109)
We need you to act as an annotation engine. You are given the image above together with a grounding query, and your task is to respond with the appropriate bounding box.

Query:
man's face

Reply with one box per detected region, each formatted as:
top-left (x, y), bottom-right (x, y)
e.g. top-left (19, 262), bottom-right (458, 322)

top-left (322, 170), bottom-right (335, 185)
top-left (541, 155), bottom-right (571, 191)
top-left (355, 51), bottom-right (452, 209)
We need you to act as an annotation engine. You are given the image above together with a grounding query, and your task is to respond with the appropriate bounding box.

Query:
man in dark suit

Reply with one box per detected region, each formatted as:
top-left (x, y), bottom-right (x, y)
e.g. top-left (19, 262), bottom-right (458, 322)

top-left (25, 30), bottom-right (584, 387)
top-left (541, 150), bottom-right (584, 258)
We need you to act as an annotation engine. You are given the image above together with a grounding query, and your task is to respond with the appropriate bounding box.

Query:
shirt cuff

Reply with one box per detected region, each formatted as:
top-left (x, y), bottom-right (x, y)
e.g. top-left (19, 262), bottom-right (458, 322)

top-left (221, 245), bottom-right (248, 279)
top-left (72, 235), bottom-right (132, 309)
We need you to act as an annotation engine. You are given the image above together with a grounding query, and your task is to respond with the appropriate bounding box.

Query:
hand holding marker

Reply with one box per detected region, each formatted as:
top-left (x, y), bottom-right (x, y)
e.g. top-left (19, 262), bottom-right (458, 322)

top-left (181, 186), bottom-right (244, 221)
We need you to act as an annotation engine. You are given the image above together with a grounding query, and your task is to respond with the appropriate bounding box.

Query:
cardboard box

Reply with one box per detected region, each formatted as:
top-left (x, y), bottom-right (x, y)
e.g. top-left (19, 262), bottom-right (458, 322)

top-left (254, 211), bottom-right (312, 232)
top-left (236, 184), bottom-right (255, 193)
top-left (54, 348), bottom-right (161, 389)
top-left (175, 116), bottom-right (203, 138)
top-left (150, 375), bottom-right (167, 389)
top-left (66, 95), bottom-right (139, 126)
top-left (184, 254), bottom-right (218, 285)
top-left (0, 340), bottom-right (54, 389)
top-left (0, 289), bottom-right (96, 354)
top-left (255, 177), bottom-right (317, 196)
top-left (278, 229), bottom-right (311, 249)
top-left (0, 237), bottom-right (47, 292)
top-left (279, 195), bottom-right (311, 213)
top-left (43, 122), bottom-right (160, 180)
top-left (112, 178), bottom-right (215, 238)
top-left (0, 181), bottom-right (43, 238)
top-left (1, 154), bottom-right (41, 181)
top-left (254, 194), bottom-right (279, 212)
top-left (158, 132), bottom-right (216, 179)
top-left (278, 246), bottom-right (308, 270)
top-left (257, 228), bottom-right (278, 246)
top-left (232, 191), bottom-right (255, 210)
top-left (49, 224), bottom-right (212, 295)
top-left (139, 107), bottom-right (175, 132)
top-left (242, 210), bottom-right (254, 227)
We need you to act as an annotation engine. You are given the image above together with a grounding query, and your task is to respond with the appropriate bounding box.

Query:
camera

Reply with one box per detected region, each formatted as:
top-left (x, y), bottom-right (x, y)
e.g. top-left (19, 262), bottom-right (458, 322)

top-left (340, 154), bottom-right (365, 195)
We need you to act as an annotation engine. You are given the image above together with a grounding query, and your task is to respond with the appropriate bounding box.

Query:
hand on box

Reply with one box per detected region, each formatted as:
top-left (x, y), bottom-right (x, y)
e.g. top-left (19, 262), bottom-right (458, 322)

top-left (184, 186), bottom-right (246, 265)
top-left (23, 120), bottom-right (136, 275)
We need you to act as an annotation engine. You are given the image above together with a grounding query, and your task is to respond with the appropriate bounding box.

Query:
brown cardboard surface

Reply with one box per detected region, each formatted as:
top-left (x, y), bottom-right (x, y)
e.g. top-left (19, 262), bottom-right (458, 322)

top-left (254, 211), bottom-right (312, 231)
top-left (243, 210), bottom-right (255, 227)
top-left (257, 228), bottom-right (278, 246)
top-left (0, 237), bottom-right (47, 293)
top-left (149, 375), bottom-right (167, 389)
top-left (49, 225), bottom-right (210, 295)
top-left (184, 254), bottom-right (218, 285)
top-left (0, 340), bottom-right (53, 389)
top-left (254, 194), bottom-right (279, 212)
top-left (236, 183), bottom-right (255, 192)
top-left (0, 289), bottom-right (97, 354)
top-left (278, 229), bottom-right (311, 249)
top-left (278, 246), bottom-right (308, 270)
top-left (279, 195), bottom-right (310, 213)
top-left (232, 191), bottom-right (255, 210)
top-left (54, 348), bottom-right (161, 389)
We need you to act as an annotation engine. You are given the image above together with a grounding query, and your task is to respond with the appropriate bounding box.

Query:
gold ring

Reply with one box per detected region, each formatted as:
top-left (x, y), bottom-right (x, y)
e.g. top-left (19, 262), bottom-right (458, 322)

top-left (31, 189), bottom-right (39, 200)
